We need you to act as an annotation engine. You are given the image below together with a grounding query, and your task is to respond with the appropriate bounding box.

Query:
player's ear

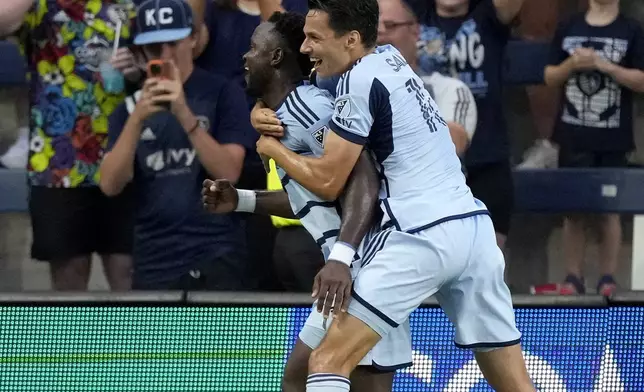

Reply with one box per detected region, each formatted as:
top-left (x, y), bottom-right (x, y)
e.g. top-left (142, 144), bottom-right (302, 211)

top-left (271, 47), bottom-right (284, 67)
top-left (345, 30), bottom-right (361, 51)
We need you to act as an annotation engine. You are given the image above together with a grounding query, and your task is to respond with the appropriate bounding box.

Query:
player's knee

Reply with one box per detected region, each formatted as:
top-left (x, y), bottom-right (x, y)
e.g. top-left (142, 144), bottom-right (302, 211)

top-left (309, 345), bottom-right (350, 375)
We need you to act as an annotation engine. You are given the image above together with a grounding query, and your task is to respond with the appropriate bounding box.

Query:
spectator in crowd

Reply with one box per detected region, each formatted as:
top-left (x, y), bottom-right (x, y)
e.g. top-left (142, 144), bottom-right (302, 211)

top-left (111, 0), bottom-right (210, 91)
top-left (378, 0), bottom-right (476, 155)
top-left (0, 0), bottom-right (137, 290)
top-left (406, 0), bottom-right (524, 249)
top-left (267, 159), bottom-right (324, 292)
top-left (542, 0), bottom-right (644, 295)
top-left (100, 0), bottom-right (256, 290)
top-left (197, 0), bottom-right (308, 98)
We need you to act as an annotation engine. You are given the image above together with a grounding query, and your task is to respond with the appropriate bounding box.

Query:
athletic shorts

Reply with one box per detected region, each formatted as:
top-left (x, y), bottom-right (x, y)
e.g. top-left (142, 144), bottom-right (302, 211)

top-left (29, 185), bottom-right (135, 262)
top-left (299, 304), bottom-right (413, 371)
top-left (299, 227), bottom-right (413, 371)
top-left (348, 213), bottom-right (521, 350)
top-left (465, 161), bottom-right (514, 236)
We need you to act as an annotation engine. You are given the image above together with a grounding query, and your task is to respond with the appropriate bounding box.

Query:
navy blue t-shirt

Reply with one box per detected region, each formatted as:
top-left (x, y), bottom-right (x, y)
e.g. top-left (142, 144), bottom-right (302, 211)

top-left (196, 0), bottom-right (308, 98)
top-left (409, 0), bottom-right (510, 166)
top-left (107, 67), bottom-right (256, 287)
top-left (549, 13), bottom-right (644, 152)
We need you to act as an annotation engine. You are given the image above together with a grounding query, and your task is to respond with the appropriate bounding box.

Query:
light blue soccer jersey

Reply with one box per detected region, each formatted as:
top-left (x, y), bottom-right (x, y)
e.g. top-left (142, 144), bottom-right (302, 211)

top-left (330, 45), bottom-right (487, 233)
top-left (274, 84), bottom-right (344, 260)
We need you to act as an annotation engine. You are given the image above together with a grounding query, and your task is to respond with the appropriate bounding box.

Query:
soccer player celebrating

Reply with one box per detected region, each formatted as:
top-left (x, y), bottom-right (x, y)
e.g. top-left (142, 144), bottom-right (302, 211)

top-left (253, 0), bottom-right (535, 391)
top-left (203, 11), bottom-right (412, 392)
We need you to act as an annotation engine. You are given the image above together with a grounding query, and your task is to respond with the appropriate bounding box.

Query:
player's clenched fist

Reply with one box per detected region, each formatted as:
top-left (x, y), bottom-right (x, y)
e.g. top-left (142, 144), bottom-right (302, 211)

top-left (202, 179), bottom-right (238, 213)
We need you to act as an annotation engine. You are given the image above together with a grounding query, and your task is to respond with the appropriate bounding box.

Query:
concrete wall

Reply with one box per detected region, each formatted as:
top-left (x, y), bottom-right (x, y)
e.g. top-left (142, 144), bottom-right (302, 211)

top-left (1, 0), bottom-right (643, 292)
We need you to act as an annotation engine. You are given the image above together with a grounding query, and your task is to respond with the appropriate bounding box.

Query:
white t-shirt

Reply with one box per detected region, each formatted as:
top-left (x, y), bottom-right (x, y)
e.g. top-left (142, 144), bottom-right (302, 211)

top-left (421, 72), bottom-right (477, 140)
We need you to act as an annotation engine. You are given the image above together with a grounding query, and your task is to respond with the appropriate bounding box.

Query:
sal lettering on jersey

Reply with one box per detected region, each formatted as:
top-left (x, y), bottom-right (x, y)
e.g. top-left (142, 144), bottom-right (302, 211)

top-left (561, 36), bottom-right (629, 128)
top-left (418, 20), bottom-right (488, 97)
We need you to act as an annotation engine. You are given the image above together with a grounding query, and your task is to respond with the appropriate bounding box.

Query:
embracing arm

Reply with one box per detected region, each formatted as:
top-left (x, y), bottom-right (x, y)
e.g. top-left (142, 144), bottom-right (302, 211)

top-left (258, 131), bottom-right (363, 201)
top-left (335, 150), bottom-right (380, 250)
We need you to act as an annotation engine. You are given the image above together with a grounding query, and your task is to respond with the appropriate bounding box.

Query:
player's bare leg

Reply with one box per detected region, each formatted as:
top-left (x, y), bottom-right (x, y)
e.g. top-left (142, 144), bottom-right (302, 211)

top-left (474, 344), bottom-right (536, 392)
top-left (283, 339), bottom-right (313, 392)
top-left (307, 314), bottom-right (381, 391)
top-left (284, 338), bottom-right (394, 392)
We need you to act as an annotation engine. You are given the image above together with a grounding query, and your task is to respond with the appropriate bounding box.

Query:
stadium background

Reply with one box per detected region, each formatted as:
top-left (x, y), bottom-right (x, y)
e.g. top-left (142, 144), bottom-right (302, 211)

top-left (0, 294), bottom-right (642, 392)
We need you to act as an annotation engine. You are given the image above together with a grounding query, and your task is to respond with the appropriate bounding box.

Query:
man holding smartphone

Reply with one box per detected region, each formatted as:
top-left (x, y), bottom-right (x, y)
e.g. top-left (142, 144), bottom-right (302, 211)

top-left (100, 0), bottom-right (257, 290)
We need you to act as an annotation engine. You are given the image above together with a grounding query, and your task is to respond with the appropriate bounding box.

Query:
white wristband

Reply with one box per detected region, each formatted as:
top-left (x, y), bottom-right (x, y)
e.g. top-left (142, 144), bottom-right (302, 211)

top-left (235, 189), bottom-right (256, 213)
top-left (328, 242), bottom-right (355, 267)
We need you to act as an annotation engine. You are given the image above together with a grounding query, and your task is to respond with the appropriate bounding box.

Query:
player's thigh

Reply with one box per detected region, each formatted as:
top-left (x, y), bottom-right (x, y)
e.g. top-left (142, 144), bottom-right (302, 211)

top-left (436, 214), bottom-right (521, 349)
top-left (350, 367), bottom-right (395, 392)
top-left (348, 227), bottom-right (467, 338)
top-left (305, 303), bottom-right (413, 377)
top-left (310, 313), bottom-right (382, 375)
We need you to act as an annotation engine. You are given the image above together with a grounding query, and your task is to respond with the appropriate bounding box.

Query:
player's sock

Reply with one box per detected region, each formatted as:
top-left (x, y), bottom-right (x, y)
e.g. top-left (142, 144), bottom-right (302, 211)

top-left (306, 373), bottom-right (350, 391)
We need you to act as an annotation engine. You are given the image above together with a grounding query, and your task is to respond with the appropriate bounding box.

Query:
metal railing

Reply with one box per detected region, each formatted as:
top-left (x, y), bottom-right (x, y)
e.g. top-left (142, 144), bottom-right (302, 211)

top-left (0, 291), bottom-right (642, 306)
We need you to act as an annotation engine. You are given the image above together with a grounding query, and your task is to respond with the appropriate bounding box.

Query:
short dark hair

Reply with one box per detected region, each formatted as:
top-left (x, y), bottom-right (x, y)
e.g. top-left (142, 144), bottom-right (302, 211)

top-left (308, 0), bottom-right (379, 48)
top-left (268, 11), bottom-right (311, 78)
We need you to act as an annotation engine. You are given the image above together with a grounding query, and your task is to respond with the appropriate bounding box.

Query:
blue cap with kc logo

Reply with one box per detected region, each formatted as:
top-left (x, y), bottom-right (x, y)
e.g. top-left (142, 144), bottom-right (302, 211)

top-left (134, 0), bottom-right (194, 45)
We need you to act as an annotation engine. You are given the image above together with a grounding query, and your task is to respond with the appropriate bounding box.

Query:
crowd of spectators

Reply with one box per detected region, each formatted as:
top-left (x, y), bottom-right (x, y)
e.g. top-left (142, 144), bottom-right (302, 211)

top-left (0, 0), bottom-right (642, 294)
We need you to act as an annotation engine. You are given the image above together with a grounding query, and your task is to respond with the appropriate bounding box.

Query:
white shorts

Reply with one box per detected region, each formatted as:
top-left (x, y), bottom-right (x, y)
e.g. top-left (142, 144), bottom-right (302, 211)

top-left (299, 304), bottom-right (413, 370)
top-left (348, 212), bottom-right (521, 349)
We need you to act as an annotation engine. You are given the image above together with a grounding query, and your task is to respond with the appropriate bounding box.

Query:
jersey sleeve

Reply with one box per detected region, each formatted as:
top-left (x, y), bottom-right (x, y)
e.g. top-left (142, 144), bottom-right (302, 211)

top-left (329, 71), bottom-right (375, 146)
top-left (280, 88), bottom-right (334, 154)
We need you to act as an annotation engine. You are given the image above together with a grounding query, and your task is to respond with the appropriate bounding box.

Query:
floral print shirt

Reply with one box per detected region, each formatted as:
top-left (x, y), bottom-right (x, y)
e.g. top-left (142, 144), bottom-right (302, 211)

top-left (21, 0), bottom-right (135, 187)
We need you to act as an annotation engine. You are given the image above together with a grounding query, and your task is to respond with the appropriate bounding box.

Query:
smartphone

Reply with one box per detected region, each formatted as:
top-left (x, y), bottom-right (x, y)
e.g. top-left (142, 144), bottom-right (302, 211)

top-left (146, 60), bottom-right (170, 109)
top-left (147, 60), bottom-right (169, 79)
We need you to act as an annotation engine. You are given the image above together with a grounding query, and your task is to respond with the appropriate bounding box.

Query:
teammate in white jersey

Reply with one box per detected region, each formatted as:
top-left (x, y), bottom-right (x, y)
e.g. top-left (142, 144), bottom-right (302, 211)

top-left (203, 12), bottom-right (411, 392)
top-left (253, 1), bottom-right (535, 391)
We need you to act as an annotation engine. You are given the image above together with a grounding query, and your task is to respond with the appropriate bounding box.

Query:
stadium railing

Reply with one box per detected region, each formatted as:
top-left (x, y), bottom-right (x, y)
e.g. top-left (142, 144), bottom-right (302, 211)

top-left (0, 291), bottom-right (642, 391)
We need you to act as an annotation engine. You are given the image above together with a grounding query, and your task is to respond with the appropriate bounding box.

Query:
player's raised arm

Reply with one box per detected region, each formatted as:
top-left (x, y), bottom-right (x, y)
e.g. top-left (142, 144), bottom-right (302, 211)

top-left (256, 132), bottom-right (363, 201)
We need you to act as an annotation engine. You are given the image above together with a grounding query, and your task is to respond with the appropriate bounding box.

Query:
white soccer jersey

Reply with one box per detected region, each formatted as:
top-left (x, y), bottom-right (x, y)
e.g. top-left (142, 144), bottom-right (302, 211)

top-left (275, 84), bottom-right (346, 260)
top-left (330, 45), bottom-right (487, 233)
